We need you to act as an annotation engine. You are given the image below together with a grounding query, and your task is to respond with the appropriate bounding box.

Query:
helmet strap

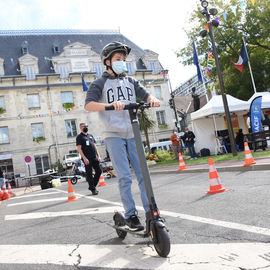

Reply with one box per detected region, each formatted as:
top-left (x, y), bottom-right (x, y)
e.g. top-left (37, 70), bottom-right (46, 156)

top-left (106, 59), bottom-right (119, 77)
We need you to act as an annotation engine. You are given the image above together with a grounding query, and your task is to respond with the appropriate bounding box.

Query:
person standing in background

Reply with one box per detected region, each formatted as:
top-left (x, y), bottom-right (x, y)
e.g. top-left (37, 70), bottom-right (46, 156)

top-left (0, 167), bottom-right (6, 189)
top-left (182, 127), bottom-right (197, 160)
top-left (170, 129), bottom-right (182, 161)
top-left (76, 122), bottom-right (102, 195)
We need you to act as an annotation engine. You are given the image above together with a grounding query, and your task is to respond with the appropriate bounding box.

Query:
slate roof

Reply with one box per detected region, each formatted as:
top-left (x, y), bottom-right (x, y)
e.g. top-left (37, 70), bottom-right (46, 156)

top-left (0, 29), bottom-right (148, 76)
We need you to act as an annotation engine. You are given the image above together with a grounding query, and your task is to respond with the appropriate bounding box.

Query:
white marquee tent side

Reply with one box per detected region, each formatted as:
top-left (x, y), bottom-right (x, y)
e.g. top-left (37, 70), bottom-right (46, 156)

top-left (190, 95), bottom-right (249, 155)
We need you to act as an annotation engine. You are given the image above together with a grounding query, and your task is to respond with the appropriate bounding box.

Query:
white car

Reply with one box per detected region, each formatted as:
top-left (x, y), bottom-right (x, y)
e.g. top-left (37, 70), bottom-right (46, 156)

top-left (63, 153), bottom-right (80, 167)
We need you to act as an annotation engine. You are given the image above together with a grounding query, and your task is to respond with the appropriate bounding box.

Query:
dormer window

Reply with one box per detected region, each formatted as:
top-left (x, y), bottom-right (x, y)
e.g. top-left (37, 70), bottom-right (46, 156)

top-left (149, 62), bottom-right (156, 74)
top-left (21, 41), bottom-right (29, 55)
top-left (52, 42), bottom-right (60, 53)
top-left (25, 65), bottom-right (35, 80)
top-left (58, 64), bottom-right (69, 79)
top-left (18, 54), bottom-right (38, 80)
top-left (126, 62), bottom-right (134, 75)
top-left (94, 63), bottom-right (102, 76)
top-left (0, 58), bottom-right (4, 76)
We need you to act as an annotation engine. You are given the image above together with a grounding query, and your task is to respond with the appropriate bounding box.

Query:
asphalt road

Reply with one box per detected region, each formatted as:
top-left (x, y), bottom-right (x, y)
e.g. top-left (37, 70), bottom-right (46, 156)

top-left (0, 170), bottom-right (270, 269)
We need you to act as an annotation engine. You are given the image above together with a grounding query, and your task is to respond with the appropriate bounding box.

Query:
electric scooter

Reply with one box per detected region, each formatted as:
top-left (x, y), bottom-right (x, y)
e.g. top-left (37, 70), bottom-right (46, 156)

top-left (105, 102), bottom-right (170, 258)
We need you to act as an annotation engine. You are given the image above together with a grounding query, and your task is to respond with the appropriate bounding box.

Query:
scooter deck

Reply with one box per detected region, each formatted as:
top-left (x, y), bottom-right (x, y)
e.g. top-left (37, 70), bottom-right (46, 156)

top-left (112, 225), bottom-right (149, 237)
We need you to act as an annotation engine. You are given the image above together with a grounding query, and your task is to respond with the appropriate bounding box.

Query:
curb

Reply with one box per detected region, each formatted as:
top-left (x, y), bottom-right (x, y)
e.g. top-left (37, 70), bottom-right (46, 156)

top-left (149, 163), bottom-right (270, 174)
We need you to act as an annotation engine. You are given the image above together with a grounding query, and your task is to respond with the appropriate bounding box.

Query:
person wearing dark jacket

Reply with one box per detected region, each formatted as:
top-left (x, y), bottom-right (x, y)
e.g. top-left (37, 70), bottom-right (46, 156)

top-left (76, 123), bottom-right (102, 195)
top-left (182, 127), bottom-right (197, 160)
top-left (235, 129), bottom-right (244, 151)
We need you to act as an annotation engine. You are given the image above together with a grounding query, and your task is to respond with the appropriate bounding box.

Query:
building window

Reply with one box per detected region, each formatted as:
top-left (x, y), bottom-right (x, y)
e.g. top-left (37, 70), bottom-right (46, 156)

top-left (65, 119), bottom-right (77, 137)
top-left (61, 91), bottom-right (73, 104)
top-left (31, 123), bottom-right (44, 140)
top-left (149, 62), bottom-right (156, 74)
top-left (94, 63), bottom-right (102, 76)
top-left (35, 155), bottom-right (50, 174)
top-left (126, 62), bottom-right (133, 74)
top-left (25, 65), bottom-right (35, 80)
top-left (27, 94), bottom-right (40, 109)
top-left (0, 96), bottom-right (5, 112)
top-left (0, 127), bottom-right (9, 144)
top-left (154, 86), bottom-right (162, 99)
top-left (156, 111), bottom-right (166, 125)
top-left (58, 64), bottom-right (69, 79)
top-left (21, 41), bottom-right (28, 55)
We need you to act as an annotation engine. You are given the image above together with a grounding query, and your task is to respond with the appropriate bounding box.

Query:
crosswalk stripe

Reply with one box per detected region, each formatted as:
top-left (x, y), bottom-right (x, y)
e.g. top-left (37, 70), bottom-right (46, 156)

top-left (7, 197), bottom-right (67, 206)
top-left (0, 243), bottom-right (269, 269)
top-left (9, 191), bottom-right (61, 200)
top-left (5, 189), bottom-right (270, 237)
top-left (5, 206), bottom-right (124, 220)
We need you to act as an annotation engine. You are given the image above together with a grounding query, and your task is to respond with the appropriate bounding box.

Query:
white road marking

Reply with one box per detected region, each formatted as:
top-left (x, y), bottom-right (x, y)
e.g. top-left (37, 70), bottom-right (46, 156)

top-left (58, 190), bottom-right (270, 237)
top-left (9, 191), bottom-right (61, 200)
top-left (5, 189), bottom-right (270, 237)
top-left (5, 206), bottom-right (124, 220)
top-left (0, 243), bottom-right (269, 269)
top-left (7, 197), bottom-right (67, 206)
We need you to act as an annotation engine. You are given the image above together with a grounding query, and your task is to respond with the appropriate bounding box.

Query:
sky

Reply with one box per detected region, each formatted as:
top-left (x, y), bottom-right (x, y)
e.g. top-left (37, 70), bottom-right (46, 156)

top-left (0, 0), bottom-right (199, 89)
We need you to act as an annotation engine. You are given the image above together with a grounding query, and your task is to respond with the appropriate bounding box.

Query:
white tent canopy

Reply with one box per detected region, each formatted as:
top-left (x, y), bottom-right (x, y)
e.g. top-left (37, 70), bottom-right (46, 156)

top-left (191, 94), bottom-right (249, 120)
top-left (247, 92), bottom-right (270, 109)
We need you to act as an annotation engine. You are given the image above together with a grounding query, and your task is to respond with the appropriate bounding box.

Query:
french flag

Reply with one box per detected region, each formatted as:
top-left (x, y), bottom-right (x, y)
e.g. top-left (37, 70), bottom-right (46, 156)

top-left (231, 43), bottom-right (249, 72)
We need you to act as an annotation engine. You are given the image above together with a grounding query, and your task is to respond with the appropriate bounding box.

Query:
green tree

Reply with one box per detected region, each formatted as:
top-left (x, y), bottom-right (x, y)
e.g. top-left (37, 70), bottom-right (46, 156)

top-left (176, 0), bottom-right (270, 100)
top-left (137, 108), bottom-right (155, 154)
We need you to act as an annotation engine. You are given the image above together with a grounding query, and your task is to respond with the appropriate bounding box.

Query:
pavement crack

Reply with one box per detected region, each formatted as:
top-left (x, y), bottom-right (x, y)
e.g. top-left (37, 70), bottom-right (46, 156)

top-left (68, 244), bottom-right (81, 269)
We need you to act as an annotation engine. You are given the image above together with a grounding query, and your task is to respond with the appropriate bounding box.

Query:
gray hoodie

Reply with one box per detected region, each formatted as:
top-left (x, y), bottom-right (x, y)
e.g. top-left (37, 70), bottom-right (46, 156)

top-left (85, 71), bottom-right (150, 139)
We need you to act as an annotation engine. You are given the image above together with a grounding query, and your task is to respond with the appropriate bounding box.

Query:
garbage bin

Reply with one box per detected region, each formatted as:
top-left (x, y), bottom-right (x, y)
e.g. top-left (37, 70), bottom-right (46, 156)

top-left (39, 175), bottom-right (53, 190)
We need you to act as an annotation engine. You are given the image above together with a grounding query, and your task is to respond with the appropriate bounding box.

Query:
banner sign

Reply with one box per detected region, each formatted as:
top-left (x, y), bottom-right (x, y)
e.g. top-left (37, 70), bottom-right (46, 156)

top-left (250, 96), bottom-right (262, 133)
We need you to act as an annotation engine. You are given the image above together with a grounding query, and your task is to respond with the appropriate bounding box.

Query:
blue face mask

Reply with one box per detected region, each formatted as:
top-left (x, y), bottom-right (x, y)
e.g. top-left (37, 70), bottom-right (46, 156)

top-left (112, 61), bottom-right (128, 74)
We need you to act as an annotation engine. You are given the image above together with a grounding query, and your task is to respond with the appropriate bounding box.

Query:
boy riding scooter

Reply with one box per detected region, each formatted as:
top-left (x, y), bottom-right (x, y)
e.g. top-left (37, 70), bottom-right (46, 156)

top-left (84, 41), bottom-right (160, 231)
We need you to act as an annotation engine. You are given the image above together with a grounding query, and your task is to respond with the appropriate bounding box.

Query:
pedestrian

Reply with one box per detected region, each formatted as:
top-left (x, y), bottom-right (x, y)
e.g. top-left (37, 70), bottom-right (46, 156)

top-left (76, 122), bottom-right (102, 195)
top-left (84, 41), bottom-right (160, 231)
top-left (246, 112), bottom-right (252, 133)
top-left (170, 129), bottom-right (182, 161)
top-left (0, 167), bottom-right (6, 190)
top-left (235, 128), bottom-right (244, 151)
top-left (182, 127), bottom-right (197, 160)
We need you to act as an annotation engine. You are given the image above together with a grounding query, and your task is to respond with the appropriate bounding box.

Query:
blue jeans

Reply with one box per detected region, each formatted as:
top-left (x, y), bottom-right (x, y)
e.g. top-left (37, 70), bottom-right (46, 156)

top-left (105, 137), bottom-right (149, 218)
top-left (186, 143), bottom-right (196, 158)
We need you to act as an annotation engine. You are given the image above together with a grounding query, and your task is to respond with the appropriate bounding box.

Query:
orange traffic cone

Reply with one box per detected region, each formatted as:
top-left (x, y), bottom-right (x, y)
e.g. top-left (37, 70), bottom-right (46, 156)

top-left (207, 158), bottom-right (227, 194)
top-left (177, 153), bottom-right (187, 171)
top-left (7, 183), bottom-right (14, 195)
top-left (98, 174), bottom-right (107, 187)
top-left (243, 142), bottom-right (256, 167)
top-left (1, 182), bottom-right (10, 200)
top-left (0, 186), bottom-right (3, 201)
top-left (66, 179), bottom-right (78, 202)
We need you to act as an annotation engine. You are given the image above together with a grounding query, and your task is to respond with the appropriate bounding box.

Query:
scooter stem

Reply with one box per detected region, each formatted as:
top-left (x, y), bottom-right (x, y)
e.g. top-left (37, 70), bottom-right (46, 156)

top-left (128, 108), bottom-right (158, 218)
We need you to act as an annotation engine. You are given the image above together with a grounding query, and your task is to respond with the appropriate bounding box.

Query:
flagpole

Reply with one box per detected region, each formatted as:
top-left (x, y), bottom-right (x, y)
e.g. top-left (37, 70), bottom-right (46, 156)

top-left (242, 37), bottom-right (257, 93)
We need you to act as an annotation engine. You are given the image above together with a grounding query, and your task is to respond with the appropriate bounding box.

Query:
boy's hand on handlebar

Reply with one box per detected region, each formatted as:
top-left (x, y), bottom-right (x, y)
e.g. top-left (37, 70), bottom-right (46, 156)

top-left (147, 96), bottom-right (160, 107)
top-left (111, 101), bottom-right (125, 111)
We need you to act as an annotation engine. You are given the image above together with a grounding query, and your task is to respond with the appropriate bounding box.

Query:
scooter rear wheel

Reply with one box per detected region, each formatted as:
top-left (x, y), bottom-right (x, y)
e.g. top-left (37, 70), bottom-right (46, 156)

top-left (153, 226), bottom-right (170, 257)
top-left (113, 213), bottom-right (127, 239)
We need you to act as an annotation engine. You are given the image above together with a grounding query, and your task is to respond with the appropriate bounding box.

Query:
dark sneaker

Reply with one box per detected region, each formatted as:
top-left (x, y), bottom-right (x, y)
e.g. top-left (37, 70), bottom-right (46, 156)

top-left (88, 187), bottom-right (99, 195)
top-left (125, 215), bottom-right (144, 231)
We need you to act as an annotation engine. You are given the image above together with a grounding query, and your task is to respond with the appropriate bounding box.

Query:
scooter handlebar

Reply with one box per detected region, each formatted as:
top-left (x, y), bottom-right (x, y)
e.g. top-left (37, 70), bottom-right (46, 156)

top-left (105, 103), bottom-right (150, 111)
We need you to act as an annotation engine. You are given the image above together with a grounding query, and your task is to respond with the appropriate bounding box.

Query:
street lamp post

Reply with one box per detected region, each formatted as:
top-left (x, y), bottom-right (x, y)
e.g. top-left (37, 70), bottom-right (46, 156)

top-left (199, 0), bottom-right (237, 156)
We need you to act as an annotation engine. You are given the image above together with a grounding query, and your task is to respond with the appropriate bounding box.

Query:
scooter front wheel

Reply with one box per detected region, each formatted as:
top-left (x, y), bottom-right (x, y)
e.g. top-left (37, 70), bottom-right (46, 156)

top-left (153, 226), bottom-right (170, 257)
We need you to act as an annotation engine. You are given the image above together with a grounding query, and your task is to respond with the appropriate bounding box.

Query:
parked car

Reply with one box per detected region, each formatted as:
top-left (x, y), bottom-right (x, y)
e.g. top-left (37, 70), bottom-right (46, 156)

top-left (62, 153), bottom-right (80, 168)
top-left (144, 141), bottom-right (172, 153)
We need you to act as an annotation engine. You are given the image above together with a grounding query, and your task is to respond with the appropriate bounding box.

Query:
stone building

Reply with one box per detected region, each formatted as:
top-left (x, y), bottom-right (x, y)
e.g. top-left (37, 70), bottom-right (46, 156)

top-left (0, 29), bottom-right (174, 177)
